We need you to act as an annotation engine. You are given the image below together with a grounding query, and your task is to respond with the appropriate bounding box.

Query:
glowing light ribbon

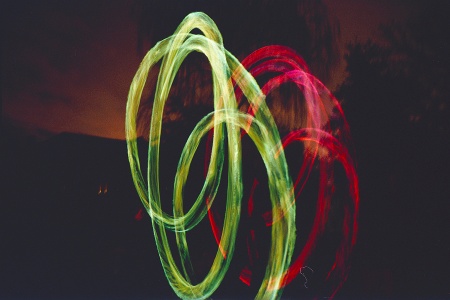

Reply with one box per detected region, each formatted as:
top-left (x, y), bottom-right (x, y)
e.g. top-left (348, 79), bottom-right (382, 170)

top-left (229, 45), bottom-right (359, 295)
top-left (126, 12), bottom-right (295, 300)
top-left (126, 12), bottom-right (358, 300)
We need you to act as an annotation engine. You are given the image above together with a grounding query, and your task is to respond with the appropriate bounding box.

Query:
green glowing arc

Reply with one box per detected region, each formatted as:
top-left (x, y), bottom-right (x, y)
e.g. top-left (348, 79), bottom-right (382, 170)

top-left (126, 12), bottom-right (296, 300)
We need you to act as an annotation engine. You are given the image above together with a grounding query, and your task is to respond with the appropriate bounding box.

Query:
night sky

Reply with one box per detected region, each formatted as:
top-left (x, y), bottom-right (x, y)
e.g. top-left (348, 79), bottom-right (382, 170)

top-left (2, 1), bottom-right (449, 299)
top-left (3, 0), bottom-right (421, 139)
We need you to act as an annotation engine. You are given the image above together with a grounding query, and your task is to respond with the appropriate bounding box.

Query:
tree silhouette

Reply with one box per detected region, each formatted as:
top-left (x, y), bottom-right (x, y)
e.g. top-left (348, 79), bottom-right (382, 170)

top-left (338, 1), bottom-right (450, 137)
top-left (335, 3), bottom-right (450, 297)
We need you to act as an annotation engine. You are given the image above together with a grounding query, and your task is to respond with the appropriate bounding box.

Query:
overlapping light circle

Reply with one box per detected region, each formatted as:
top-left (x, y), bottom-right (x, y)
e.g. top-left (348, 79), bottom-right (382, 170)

top-left (126, 12), bottom-right (358, 300)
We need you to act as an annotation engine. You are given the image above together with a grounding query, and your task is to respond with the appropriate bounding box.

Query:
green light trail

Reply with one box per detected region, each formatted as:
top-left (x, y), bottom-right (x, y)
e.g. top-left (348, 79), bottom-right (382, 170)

top-left (126, 12), bottom-right (295, 300)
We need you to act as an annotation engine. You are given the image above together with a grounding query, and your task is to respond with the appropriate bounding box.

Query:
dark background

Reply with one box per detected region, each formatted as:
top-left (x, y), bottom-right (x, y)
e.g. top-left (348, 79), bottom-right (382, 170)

top-left (2, 0), bottom-right (449, 299)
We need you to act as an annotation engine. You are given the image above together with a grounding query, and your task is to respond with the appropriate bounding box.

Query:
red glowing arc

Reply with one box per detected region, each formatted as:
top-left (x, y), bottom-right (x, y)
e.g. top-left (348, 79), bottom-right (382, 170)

top-left (205, 45), bottom-right (359, 294)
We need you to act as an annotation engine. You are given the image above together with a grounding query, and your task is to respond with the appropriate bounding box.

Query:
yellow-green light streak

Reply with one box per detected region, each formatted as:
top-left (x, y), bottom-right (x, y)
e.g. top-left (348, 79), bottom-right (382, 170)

top-left (126, 12), bottom-right (295, 300)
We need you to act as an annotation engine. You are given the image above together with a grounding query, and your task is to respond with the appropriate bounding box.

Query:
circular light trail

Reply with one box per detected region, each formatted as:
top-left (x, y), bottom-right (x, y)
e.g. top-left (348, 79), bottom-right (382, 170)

top-left (126, 12), bottom-right (358, 300)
